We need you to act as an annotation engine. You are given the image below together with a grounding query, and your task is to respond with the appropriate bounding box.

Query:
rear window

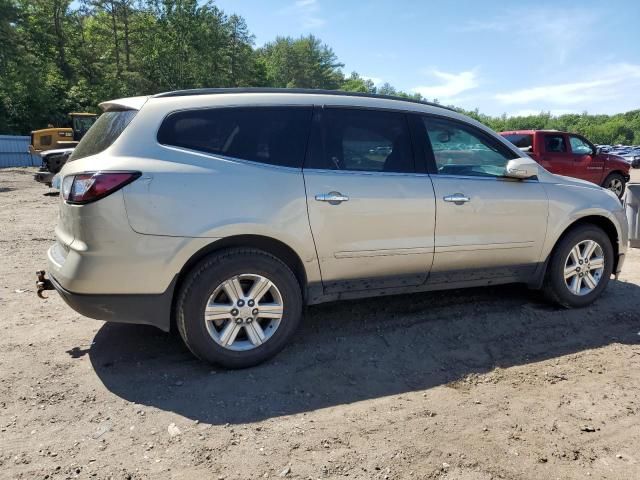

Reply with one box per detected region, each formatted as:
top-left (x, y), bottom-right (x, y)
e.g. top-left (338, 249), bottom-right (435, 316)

top-left (502, 133), bottom-right (533, 149)
top-left (157, 107), bottom-right (312, 168)
top-left (69, 110), bottom-right (137, 161)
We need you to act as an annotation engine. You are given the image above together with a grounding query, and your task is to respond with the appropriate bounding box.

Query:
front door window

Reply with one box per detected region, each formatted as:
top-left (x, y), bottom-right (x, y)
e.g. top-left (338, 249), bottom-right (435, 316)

top-left (422, 117), bottom-right (513, 177)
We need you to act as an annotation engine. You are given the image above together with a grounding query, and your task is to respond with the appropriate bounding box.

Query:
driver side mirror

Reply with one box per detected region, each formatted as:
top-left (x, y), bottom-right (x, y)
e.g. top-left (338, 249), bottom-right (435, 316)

top-left (504, 157), bottom-right (539, 179)
top-left (594, 147), bottom-right (602, 155)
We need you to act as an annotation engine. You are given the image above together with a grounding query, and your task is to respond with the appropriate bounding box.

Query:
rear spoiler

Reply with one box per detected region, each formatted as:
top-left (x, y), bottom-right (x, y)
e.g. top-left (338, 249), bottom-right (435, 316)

top-left (99, 96), bottom-right (149, 112)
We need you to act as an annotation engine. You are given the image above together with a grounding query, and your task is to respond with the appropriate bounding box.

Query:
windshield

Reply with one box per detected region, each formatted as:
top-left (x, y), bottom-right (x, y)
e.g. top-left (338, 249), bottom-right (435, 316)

top-left (69, 110), bottom-right (137, 161)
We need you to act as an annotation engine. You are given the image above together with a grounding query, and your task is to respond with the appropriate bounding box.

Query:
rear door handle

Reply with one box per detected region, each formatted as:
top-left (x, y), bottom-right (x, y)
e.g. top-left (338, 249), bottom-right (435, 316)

top-left (315, 192), bottom-right (349, 205)
top-left (443, 193), bottom-right (470, 205)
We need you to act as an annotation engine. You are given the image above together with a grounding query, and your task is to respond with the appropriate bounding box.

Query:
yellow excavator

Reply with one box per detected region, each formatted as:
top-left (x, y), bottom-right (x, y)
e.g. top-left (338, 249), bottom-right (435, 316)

top-left (31, 112), bottom-right (98, 187)
top-left (29, 112), bottom-right (97, 153)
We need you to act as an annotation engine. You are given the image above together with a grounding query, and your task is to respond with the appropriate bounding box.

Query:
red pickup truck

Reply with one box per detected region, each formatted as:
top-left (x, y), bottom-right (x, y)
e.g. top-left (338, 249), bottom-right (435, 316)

top-left (500, 130), bottom-right (630, 198)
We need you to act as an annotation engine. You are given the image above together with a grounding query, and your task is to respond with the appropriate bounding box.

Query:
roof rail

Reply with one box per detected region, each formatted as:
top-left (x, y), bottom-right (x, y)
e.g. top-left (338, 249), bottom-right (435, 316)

top-left (152, 87), bottom-right (455, 111)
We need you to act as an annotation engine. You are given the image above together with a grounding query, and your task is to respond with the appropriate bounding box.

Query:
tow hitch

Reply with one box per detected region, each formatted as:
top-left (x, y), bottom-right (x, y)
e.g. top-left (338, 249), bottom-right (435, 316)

top-left (36, 270), bottom-right (55, 299)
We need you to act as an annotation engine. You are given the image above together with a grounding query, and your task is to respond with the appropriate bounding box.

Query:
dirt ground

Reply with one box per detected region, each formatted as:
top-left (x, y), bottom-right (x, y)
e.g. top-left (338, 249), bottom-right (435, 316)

top-left (1, 167), bottom-right (640, 480)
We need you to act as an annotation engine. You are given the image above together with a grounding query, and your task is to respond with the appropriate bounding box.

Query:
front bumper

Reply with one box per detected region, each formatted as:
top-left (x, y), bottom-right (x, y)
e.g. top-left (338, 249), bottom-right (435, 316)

top-left (45, 272), bottom-right (176, 332)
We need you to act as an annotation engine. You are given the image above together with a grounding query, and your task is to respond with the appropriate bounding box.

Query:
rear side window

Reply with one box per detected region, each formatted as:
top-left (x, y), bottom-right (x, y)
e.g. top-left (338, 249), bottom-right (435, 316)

top-left (157, 107), bottom-right (312, 168)
top-left (69, 110), bottom-right (137, 161)
top-left (306, 108), bottom-right (414, 173)
top-left (544, 134), bottom-right (567, 153)
top-left (502, 133), bottom-right (533, 150)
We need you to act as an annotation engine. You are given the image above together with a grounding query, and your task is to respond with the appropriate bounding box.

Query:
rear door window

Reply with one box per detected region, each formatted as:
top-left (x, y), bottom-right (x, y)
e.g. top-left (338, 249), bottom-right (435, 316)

top-left (305, 108), bottom-right (414, 173)
top-left (157, 107), bottom-right (313, 168)
top-left (69, 110), bottom-right (137, 161)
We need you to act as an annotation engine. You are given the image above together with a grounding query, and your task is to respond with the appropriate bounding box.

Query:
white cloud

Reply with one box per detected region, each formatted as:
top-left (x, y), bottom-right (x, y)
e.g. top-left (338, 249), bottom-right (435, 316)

top-left (457, 7), bottom-right (598, 64)
top-left (281, 0), bottom-right (325, 29)
top-left (412, 70), bottom-right (478, 101)
top-left (456, 19), bottom-right (506, 33)
top-left (362, 75), bottom-right (383, 86)
top-left (507, 109), bottom-right (577, 118)
top-left (495, 63), bottom-right (640, 106)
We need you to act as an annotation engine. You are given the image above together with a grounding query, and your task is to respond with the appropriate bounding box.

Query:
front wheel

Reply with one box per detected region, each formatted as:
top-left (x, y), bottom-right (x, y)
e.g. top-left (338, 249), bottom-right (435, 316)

top-left (542, 225), bottom-right (614, 308)
top-left (602, 172), bottom-right (626, 199)
top-left (176, 248), bottom-right (303, 368)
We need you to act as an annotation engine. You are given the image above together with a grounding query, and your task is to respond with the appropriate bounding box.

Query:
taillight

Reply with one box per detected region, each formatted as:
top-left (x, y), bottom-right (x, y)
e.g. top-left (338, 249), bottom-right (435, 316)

top-left (62, 171), bottom-right (141, 204)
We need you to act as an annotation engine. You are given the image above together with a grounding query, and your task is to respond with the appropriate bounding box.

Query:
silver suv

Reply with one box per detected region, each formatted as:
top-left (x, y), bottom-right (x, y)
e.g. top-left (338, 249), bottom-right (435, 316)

top-left (40, 89), bottom-right (628, 368)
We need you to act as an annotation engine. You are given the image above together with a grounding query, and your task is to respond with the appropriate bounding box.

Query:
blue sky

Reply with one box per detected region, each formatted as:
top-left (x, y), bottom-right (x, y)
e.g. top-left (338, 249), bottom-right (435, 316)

top-left (215, 0), bottom-right (640, 116)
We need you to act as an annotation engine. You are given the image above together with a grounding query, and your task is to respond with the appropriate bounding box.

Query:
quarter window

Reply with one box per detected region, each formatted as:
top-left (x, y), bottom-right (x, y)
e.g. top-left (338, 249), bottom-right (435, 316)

top-left (423, 117), bottom-right (513, 177)
top-left (157, 107), bottom-right (312, 168)
top-left (569, 135), bottom-right (593, 155)
top-left (306, 108), bottom-right (414, 173)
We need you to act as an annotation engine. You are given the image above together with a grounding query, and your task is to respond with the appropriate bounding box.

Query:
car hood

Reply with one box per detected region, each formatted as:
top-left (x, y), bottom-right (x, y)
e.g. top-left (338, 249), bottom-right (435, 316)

top-left (539, 169), bottom-right (601, 190)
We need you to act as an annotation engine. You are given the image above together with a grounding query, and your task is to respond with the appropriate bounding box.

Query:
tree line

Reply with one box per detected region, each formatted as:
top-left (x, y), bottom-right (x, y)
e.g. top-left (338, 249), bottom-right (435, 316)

top-left (1, 0), bottom-right (639, 145)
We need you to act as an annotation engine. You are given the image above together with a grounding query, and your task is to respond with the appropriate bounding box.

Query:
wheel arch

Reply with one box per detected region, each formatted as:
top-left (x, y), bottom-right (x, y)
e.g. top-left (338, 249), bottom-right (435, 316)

top-left (531, 213), bottom-right (621, 290)
top-left (552, 214), bottom-right (620, 270)
top-left (602, 169), bottom-right (629, 185)
top-left (170, 235), bottom-right (309, 330)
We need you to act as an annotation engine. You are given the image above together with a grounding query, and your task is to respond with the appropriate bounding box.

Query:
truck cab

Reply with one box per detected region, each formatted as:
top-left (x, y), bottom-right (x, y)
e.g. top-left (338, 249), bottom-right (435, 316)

top-left (500, 130), bottom-right (630, 198)
top-left (29, 112), bottom-right (97, 154)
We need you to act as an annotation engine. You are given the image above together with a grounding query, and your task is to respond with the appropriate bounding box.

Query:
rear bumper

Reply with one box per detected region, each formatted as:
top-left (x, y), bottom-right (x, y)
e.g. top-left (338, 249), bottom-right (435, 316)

top-left (49, 273), bottom-right (175, 332)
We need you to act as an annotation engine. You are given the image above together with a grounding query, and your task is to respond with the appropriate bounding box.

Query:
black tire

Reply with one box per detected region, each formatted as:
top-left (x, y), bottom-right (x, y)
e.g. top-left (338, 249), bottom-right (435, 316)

top-left (602, 172), bottom-right (626, 199)
top-left (176, 248), bottom-right (303, 368)
top-left (542, 225), bottom-right (614, 308)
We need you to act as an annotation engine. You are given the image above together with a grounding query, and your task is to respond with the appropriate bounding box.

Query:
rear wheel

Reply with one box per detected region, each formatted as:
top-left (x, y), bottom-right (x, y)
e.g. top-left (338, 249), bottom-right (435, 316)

top-left (602, 172), bottom-right (626, 198)
top-left (176, 248), bottom-right (303, 368)
top-left (542, 225), bottom-right (613, 308)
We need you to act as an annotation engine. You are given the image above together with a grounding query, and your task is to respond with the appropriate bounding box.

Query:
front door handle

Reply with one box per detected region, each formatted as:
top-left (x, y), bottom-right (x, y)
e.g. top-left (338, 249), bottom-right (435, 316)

top-left (315, 192), bottom-right (350, 205)
top-left (443, 193), bottom-right (470, 205)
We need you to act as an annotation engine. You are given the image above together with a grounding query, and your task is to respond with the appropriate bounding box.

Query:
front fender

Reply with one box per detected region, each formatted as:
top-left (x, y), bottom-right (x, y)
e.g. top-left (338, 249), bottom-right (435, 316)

top-left (541, 182), bottom-right (628, 262)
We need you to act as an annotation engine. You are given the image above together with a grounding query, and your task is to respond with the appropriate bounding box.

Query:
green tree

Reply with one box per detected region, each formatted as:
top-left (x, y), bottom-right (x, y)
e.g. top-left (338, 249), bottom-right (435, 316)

top-left (258, 35), bottom-right (344, 89)
top-left (340, 72), bottom-right (376, 93)
top-left (1, 0), bottom-right (640, 145)
top-left (225, 14), bottom-right (255, 86)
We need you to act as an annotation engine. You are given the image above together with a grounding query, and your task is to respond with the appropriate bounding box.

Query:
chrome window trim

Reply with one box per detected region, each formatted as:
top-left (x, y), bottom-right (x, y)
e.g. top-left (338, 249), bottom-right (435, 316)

top-left (301, 167), bottom-right (431, 178)
top-left (432, 173), bottom-right (539, 183)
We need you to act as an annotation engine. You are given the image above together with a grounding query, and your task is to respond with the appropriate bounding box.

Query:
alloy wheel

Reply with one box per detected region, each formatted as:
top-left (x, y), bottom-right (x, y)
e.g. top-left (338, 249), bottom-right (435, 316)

top-left (563, 240), bottom-right (605, 296)
top-left (203, 274), bottom-right (284, 351)
top-left (607, 178), bottom-right (624, 197)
